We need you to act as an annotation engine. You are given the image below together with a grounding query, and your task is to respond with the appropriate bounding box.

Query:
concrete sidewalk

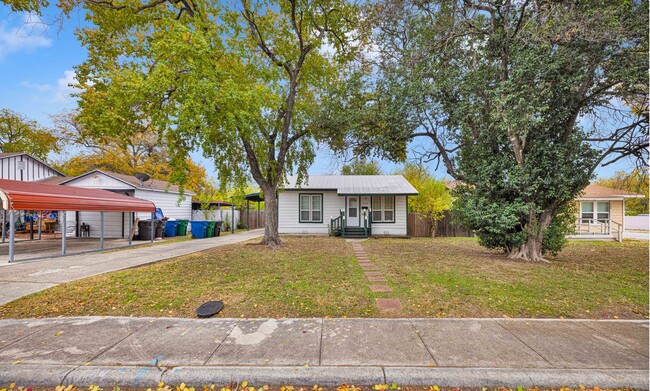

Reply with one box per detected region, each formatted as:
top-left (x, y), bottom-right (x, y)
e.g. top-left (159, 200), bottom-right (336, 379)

top-left (0, 317), bottom-right (647, 388)
top-left (0, 229), bottom-right (264, 305)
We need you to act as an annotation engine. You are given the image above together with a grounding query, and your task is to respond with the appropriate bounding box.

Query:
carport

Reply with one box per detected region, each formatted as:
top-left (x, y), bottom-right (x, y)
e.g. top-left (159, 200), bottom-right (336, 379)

top-left (0, 179), bottom-right (156, 263)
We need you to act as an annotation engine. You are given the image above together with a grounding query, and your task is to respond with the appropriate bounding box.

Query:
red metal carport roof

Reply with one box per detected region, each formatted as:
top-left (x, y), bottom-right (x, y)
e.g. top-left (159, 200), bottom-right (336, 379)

top-left (0, 179), bottom-right (156, 212)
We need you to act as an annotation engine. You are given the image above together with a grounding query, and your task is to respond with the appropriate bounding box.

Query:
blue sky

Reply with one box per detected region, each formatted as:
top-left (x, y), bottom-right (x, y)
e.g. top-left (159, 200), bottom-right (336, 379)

top-left (0, 5), bottom-right (636, 184)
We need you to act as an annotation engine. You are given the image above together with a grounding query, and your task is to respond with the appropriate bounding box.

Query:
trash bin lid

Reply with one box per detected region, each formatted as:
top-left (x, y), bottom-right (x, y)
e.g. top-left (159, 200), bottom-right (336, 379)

top-left (196, 300), bottom-right (224, 318)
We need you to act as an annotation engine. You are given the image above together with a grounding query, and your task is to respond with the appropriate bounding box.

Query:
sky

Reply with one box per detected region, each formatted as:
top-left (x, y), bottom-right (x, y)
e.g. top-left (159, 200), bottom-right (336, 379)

top-left (0, 4), bottom-right (638, 185)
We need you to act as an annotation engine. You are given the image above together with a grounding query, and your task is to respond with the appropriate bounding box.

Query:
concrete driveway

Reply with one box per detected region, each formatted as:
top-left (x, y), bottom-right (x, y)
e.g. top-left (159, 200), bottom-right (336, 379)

top-left (0, 229), bottom-right (264, 305)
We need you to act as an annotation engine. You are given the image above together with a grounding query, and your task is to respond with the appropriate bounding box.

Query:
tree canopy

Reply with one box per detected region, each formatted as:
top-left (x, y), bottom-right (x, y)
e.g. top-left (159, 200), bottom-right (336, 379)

top-left (0, 108), bottom-right (59, 160)
top-left (21, 0), bottom-right (363, 246)
top-left (341, 159), bottom-right (382, 175)
top-left (344, 0), bottom-right (648, 261)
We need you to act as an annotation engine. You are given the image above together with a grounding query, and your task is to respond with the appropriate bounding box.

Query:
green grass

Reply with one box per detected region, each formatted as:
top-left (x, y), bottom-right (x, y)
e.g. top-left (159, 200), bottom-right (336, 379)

top-left (0, 236), bottom-right (646, 319)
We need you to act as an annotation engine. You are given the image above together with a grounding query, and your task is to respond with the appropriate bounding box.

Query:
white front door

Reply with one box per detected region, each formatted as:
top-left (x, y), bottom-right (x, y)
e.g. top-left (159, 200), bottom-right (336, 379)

top-left (347, 196), bottom-right (360, 227)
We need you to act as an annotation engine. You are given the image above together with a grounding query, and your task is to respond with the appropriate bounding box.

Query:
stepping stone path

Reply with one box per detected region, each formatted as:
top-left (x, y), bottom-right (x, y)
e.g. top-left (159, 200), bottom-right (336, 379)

top-left (349, 240), bottom-right (401, 311)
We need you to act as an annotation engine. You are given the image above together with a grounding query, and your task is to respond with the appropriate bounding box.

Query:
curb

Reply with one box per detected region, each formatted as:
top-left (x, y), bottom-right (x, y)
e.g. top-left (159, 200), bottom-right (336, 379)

top-left (0, 365), bottom-right (648, 389)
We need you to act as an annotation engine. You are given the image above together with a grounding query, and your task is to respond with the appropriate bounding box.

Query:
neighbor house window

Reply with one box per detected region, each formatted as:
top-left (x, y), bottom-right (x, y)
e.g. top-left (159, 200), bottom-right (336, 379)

top-left (581, 201), bottom-right (609, 223)
top-left (299, 194), bottom-right (322, 223)
top-left (371, 196), bottom-right (395, 223)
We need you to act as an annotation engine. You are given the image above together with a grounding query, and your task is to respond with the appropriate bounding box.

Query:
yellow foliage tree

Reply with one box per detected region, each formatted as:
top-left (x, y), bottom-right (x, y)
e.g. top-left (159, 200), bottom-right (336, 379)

top-left (397, 163), bottom-right (453, 236)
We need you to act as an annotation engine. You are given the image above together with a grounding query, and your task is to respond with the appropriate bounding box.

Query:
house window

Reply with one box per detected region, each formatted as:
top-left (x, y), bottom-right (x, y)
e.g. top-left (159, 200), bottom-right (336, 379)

top-left (299, 194), bottom-right (322, 223)
top-left (581, 201), bottom-right (609, 223)
top-left (371, 196), bottom-right (395, 223)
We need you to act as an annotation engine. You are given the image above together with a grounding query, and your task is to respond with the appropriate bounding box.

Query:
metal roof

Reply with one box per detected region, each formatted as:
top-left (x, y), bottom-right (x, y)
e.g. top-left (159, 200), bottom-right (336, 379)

top-left (61, 169), bottom-right (194, 195)
top-left (0, 178), bottom-right (156, 212)
top-left (283, 175), bottom-right (418, 195)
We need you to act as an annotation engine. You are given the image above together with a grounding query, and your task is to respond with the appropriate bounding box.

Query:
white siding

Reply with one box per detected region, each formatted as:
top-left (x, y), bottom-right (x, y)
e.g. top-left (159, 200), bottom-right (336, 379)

top-left (278, 191), bottom-right (344, 234)
top-left (0, 154), bottom-right (61, 182)
top-left (134, 189), bottom-right (192, 221)
top-left (75, 211), bottom-right (130, 238)
top-left (371, 195), bottom-right (408, 236)
top-left (278, 192), bottom-right (408, 236)
top-left (64, 173), bottom-right (134, 190)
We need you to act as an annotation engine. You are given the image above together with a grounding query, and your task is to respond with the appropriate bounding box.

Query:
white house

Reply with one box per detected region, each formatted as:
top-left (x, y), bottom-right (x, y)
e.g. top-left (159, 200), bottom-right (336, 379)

top-left (0, 152), bottom-right (64, 182)
top-left (279, 175), bottom-right (418, 237)
top-left (60, 170), bottom-right (193, 238)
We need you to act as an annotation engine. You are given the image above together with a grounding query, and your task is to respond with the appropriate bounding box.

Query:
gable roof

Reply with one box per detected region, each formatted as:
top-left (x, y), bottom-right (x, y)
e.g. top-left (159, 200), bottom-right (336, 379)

top-left (283, 175), bottom-right (418, 195)
top-left (0, 152), bottom-right (65, 177)
top-left (61, 169), bottom-right (194, 195)
top-left (578, 184), bottom-right (644, 199)
top-left (0, 178), bottom-right (155, 212)
top-left (34, 176), bottom-right (69, 185)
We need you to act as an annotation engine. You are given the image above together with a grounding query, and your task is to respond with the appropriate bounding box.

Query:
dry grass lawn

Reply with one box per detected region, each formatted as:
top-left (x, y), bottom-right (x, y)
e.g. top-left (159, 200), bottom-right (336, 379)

top-left (0, 236), bottom-right (647, 319)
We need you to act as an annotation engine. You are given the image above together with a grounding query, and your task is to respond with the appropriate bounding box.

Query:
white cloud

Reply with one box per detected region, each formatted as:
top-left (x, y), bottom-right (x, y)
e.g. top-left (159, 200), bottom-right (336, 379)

top-left (0, 12), bottom-right (52, 61)
top-left (53, 70), bottom-right (80, 102)
top-left (21, 80), bottom-right (51, 92)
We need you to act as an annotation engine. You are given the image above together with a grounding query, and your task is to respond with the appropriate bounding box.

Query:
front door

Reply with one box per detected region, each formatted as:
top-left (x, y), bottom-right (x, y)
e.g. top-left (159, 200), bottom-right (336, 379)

top-left (347, 196), bottom-right (360, 227)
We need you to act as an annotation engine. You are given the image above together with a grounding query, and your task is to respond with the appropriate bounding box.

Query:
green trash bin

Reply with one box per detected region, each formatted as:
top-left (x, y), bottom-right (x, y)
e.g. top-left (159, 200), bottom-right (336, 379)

top-left (206, 221), bottom-right (217, 238)
top-left (177, 220), bottom-right (189, 236)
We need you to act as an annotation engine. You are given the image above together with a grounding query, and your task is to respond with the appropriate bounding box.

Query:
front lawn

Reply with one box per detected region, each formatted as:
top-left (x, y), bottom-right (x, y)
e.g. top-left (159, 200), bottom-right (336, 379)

top-left (0, 237), bottom-right (647, 319)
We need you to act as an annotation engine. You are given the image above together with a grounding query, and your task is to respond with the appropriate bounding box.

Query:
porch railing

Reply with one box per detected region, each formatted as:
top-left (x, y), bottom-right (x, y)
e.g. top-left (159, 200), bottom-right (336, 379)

top-left (329, 209), bottom-right (346, 236)
top-left (573, 219), bottom-right (623, 242)
top-left (363, 209), bottom-right (372, 237)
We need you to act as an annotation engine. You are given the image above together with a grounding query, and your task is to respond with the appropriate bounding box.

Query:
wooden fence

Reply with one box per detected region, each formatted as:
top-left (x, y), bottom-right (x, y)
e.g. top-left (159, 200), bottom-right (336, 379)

top-left (240, 209), bottom-right (266, 230)
top-left (407, 211), bottom-right (473, 238)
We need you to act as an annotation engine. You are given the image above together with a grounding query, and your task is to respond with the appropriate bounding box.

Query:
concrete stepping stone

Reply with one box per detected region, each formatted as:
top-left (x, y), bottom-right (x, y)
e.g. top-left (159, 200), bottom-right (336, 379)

top-left (367, 275), bottom-right (388, 282)
top-left (364, 271), bottom-right (384, 276)
top-left (369, 285), bottom-right (393, 292)
top-left (361, 266), bottom-right (381, 272)
top-left (376, 298), bottom-right (402, 310)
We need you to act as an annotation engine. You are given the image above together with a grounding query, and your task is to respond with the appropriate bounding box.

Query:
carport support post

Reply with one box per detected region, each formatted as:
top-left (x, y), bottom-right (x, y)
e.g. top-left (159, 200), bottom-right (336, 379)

top-left (1, 210), bottom-right (5, 243)
top-left (128, 212), bottom-right (133, 246)
top-left (37, 210), bottom-right (42, 240)
top-left (8, 210), bottom-right (15, 262)
top-left (100, 211), bottom-right (105, 250)
top-left (61, 211), bottom-right (67, 256)
top-left (150, 212), bottom-right (155, 243)
top-left (231, 202), bottom-right (234, 234)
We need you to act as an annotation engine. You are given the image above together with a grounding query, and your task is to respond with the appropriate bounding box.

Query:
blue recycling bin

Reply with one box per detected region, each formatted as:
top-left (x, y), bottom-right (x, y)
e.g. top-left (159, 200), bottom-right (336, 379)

top-left (190, 220), bottom-right (209, 239)
top-left (164, 220), bottom-right (179, 237)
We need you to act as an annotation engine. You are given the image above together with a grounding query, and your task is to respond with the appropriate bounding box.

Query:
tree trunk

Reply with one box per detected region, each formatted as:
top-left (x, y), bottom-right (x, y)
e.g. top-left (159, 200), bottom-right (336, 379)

top-left (506, 211), bottom-right (552, 262)
top-left (260, 185), bottom-right (281, 247)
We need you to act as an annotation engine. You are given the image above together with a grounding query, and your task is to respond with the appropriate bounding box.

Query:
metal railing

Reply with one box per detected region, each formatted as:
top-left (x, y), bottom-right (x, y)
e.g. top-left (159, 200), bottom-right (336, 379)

top-left (363, 209), bottom-right (372, 237)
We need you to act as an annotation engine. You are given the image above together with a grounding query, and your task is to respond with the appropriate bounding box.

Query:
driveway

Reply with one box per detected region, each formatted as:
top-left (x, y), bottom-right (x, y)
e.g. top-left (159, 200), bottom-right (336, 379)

top-left (624, 231), bottom-right (649, 240)
top-left (0, 229), bottom-right (264, 305)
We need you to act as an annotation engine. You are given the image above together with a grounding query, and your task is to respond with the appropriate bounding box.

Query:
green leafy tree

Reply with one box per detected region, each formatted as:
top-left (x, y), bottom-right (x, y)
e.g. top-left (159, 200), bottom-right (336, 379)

top-left (344, 0), bottom-right (647, 261)
top-left (397, 163), bottom-right (452, 236)
top-left (341, 160), bottom-right (382, 175)
top-left (37, 0), bottom-right (360, 246)
top-left (597, 170), bottom-right (649, 216)
top-left (0, 109), bottom-right (58, 160)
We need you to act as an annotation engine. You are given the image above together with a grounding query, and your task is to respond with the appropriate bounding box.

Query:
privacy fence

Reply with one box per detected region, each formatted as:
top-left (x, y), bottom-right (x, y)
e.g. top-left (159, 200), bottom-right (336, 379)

top-left (407, 211), bottom-right (474, 238)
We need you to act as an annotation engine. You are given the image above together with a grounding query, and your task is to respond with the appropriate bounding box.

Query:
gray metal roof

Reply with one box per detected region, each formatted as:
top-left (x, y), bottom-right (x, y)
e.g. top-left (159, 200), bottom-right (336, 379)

top-left (283, 175), bottom-right (418, 195)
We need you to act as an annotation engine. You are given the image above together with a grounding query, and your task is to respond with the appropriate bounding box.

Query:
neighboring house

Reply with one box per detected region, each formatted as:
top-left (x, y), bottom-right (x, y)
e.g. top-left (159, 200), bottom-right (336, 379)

top-left (0, 152), bottom-right (64, 182)
top-left (60, 170), bottom-right (193, 238)
top-left (279, 175), bottom-right (418, 238)
top-left (568, 183), bottom-right (645, 241)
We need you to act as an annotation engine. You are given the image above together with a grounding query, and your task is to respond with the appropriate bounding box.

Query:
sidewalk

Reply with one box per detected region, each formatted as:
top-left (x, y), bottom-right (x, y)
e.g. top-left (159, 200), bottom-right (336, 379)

top-left (0, 229), bottom-right (264, 305)
top-left (0, 317), bottom-right (647, 388)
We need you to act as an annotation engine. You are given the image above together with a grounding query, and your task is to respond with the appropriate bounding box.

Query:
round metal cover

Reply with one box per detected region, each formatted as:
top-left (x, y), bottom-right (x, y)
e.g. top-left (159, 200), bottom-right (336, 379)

top-left (196, 301), bottom-right (224, 318)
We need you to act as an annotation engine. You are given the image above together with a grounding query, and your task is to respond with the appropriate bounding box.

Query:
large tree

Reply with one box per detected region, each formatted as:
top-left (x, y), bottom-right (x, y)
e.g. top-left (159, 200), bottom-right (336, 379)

top-left (341, 159), bottom-right (382, 175)
top-left (6, 0), bottom-right (362, 246)
top-left (341, 0), bottom-right (647, 261)
top-left (0, 108), bottom-right (58, 160)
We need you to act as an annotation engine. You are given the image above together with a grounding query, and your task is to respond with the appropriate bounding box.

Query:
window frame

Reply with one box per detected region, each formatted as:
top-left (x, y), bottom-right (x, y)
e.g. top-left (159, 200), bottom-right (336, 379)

top-left (580, 201), bottom-right (610, 223)
top-left (299, 193), bottom-right (323, 223)
top-left (370, 195), bottom-right (396, 223)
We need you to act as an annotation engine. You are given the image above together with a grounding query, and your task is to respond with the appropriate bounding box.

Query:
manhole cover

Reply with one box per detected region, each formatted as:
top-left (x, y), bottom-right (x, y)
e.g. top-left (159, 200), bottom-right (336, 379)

top-left (196, 301), bottom-right (224, 318)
